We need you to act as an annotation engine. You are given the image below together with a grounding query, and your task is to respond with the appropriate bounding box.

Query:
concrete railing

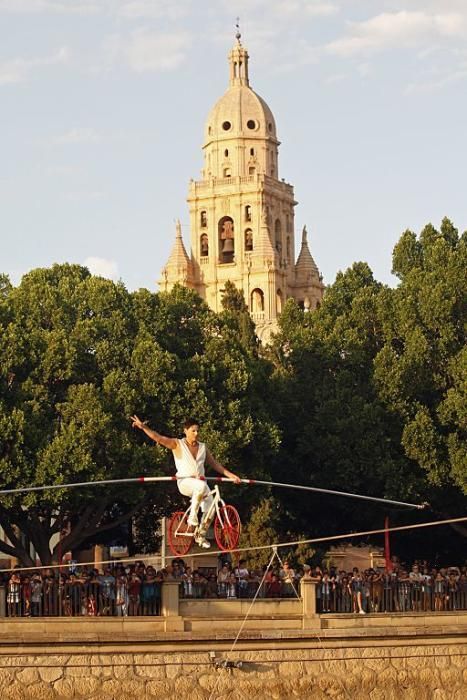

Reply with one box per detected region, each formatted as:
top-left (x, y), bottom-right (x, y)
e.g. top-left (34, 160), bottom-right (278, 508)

top-left (0, 579), bottom-right (318, 631)
top-left (0, 579), bottom-right (319, 635)
top-left (161, 578), bottom-right (318, 632)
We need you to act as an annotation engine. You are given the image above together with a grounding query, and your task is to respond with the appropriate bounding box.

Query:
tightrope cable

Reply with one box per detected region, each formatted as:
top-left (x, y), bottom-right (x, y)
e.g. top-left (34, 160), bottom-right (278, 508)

top-left (2, 515), bottom-right (465, 574)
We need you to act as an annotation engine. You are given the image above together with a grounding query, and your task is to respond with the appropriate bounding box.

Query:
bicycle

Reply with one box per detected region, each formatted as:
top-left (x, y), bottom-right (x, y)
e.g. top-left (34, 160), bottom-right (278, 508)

top-left (167, 483), bottom-right (241, 556)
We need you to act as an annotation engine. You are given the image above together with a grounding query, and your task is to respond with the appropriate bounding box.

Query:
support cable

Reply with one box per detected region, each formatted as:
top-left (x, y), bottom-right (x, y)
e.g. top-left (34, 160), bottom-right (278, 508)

top-left (207, 547), bottom-right (279, 700)
top-left (2, 515), bottom-right (465, 574)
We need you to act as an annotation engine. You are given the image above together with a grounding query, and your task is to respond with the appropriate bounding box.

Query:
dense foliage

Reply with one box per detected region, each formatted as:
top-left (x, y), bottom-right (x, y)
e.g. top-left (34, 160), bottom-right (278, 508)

top-left (0, 218), bottom-right (465, 565)
top-left (0, 269), bottom-right (278, 565)
top-left (264, 219), bottom-right (466, 562)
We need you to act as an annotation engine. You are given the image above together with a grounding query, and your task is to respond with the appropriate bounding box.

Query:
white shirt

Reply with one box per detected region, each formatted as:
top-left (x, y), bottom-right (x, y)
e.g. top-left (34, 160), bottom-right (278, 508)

top-left (173, 438), bottom-right (207, 478)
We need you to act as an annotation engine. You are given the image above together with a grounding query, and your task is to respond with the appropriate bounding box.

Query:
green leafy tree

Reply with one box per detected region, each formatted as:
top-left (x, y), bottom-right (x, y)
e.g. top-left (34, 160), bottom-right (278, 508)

top-left (0, 265), bottom-right (163, 566)
top-left (130, 283), bottom-right (280, 492)
top-left (375, 219), bottom-right (467, 497)
top-left (240, 496), bottom-right (283, 568)
top-left (240, 495), bottom-right (315, 569)
top-left (266, 263), bottom-right (427, 543)
top-left (0, 270), bottom-right (280, 565)
top-left (219, 280), bottom-right (259, 355)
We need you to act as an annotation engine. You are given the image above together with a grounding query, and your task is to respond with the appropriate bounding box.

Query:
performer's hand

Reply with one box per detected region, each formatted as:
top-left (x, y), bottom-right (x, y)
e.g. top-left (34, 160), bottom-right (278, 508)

top-left (130, 414), bottom-right (147, 430)
top-left (230, 473), bottom-right (242, 484)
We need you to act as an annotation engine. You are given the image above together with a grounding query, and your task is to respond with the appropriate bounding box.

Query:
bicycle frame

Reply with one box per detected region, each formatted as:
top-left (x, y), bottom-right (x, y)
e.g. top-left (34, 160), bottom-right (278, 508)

top-left (174, 484), bottom-right (230, 537)
top-left (168, 483), bottom-right (241, 555)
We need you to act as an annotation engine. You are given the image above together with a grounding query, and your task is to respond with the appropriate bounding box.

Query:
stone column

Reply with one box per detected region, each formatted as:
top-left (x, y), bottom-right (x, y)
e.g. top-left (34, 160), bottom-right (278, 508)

top-left (94, 544), bottom-right (105, 571)
top-left (162, 580), bottom-right (184, 632)
top-left (0, 585), bottom-right (6, 617)
top-left (301, 579), bottom-right (320, 630)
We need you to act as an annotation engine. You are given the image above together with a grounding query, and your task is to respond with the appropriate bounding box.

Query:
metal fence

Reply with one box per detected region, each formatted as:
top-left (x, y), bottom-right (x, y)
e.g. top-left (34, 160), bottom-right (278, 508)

top-left (316, 579), bottom-right (467, 613)
top-left (3, 580), bottom-right (162, 617)
top-left (3, 576), bottom-right (466, 616)
top-left (180, 579), bottom-right (300, 599)
top-left (174, 576), bottom-right (467, 610)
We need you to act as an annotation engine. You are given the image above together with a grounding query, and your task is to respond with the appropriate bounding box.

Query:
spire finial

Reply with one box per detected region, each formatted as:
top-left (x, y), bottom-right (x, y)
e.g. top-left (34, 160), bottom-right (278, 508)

top-left (302, 225), bottom-right (308, 244)
top-left (175, 219), bottom-right (182, 239)
top-left (235, 17), bottom-right (241, 44)
top-left (228, 19), bottom-right (249, 86)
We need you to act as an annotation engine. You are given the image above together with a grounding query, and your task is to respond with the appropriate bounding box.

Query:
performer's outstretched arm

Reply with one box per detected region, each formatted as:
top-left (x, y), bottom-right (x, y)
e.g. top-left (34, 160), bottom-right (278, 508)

top-left (205, 448), bottom-right (241, 483)
top-left (130, 415), bottom-right (177, 450)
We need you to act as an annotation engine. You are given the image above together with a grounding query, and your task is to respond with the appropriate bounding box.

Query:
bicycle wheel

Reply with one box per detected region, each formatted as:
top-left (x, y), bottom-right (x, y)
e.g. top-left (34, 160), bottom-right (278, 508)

top-left (168, 511), bottom-right (193, 556)
top-left (214, 505), bottom-right (241, 551)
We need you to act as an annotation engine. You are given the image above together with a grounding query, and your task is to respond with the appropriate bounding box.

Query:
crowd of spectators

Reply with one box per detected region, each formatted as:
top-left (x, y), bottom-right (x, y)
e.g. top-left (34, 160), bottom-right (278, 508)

top-left (179, 558), bottom-right (301, 599)
top-left (1, 557), bottom-right (465, 617)
top-left (314, 561), bottom-right (467, 614)
top-left (1, 562), bottom-right (163, 618)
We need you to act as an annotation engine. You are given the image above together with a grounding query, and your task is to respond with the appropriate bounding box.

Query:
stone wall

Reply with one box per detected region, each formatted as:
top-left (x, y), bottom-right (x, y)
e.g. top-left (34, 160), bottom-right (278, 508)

top-left (0, 641), bottom-right (466, 700)
top-left (0, 582), bottom-right (465, 699)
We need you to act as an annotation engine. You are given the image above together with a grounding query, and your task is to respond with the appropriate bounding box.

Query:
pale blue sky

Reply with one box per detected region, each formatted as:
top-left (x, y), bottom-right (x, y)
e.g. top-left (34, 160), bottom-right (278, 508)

top-left (1, 0), bottom-right (466, 291)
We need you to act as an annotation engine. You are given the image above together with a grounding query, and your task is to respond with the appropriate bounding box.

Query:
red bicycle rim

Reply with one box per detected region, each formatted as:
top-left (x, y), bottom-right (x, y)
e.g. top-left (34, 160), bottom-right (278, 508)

top-left (214, 505), bottom-right (241, 551)
top-left (168, 511), bottom-right (193, 556)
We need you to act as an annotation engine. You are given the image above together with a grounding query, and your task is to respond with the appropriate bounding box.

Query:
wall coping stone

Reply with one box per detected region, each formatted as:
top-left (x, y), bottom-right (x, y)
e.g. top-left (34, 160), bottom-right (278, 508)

top-left (0, 620), bottom-right (466, 649)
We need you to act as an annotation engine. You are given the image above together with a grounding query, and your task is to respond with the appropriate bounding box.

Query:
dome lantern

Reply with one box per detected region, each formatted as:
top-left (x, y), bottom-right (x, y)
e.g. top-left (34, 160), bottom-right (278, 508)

top-left (228, 40), bottom-right (249, 87)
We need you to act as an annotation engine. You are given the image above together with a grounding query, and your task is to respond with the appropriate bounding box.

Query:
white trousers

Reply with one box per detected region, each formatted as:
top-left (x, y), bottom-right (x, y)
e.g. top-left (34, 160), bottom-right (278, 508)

top-left (177, 478), bottom-right (213, 527)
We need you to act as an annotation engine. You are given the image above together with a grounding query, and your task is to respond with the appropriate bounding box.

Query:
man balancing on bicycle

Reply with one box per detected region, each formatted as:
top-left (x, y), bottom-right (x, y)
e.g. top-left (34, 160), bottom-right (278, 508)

top-left (131, 416), bottom-right (241, 548)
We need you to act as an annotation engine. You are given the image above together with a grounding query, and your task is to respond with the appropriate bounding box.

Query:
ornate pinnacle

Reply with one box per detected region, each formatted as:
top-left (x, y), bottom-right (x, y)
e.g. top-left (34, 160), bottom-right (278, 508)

top-left (235, 17), bottom-right (242, 44)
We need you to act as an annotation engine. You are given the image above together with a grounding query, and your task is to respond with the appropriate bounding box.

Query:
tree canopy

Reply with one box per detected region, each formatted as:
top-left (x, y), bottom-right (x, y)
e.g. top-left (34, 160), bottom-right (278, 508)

top-left (0, 271), bottom-right (278, 565)
top-left (0, 218), bottom-right (465, 566)
top-left (375, 219), bottom-right (466, 496)
top-left (263, 220), bottom-right (466, 560)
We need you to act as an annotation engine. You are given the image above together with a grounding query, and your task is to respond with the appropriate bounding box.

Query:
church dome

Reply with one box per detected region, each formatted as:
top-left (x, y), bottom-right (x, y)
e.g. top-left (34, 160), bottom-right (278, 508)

top-left (205, 87), bottom-right (277, 145)
top-left (204, 40), bottom-right (277, 147)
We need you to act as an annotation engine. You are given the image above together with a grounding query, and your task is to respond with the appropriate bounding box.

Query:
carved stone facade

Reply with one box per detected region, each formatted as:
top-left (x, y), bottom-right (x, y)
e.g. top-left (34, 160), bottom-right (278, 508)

top-left (159, 36), bottom-right (324, 341)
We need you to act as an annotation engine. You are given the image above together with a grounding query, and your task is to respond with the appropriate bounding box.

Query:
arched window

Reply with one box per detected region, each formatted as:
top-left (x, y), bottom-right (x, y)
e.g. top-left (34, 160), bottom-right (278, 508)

top-left (200, 234), bottom-right (209, 257)
top-left (248, 166), bottom-right (256, 175)
top-left (251, 288), bottom-right (264, 313)
top-left (200, 211), bottom-right (207, 228)
top-left (274, 219), bottom-right (282, 253)
top-left (250, 147), bottom-right (255, 156)
top-left (244, 228), bottom-right (253, 251)
top-left (286, 236), bottom-right (291, 260)
top-left (276, 289), bottom-right (283, 315)
top-left (245, 205), bottom-right (252, 222)
top-left (218, 216), bottom-right (234, 264)
top-left (224, 149), bottom-right (229, 157)
top-left (223, 167), bottom-right (231, 178)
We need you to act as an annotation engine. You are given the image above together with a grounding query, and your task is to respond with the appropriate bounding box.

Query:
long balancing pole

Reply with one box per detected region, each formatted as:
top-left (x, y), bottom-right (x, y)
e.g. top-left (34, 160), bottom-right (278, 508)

top-left (0, 475), bottom-right (427, 510)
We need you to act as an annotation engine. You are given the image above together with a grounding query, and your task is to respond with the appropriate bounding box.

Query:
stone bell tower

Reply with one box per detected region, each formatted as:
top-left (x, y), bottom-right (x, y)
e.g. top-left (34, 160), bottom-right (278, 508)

top-left (159, 31), bottom-right (324, 341)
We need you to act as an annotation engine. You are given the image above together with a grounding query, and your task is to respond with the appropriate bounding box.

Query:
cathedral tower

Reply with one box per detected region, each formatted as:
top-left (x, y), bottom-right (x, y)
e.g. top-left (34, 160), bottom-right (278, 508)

top-left (159, 33), bottom-right (324, 340)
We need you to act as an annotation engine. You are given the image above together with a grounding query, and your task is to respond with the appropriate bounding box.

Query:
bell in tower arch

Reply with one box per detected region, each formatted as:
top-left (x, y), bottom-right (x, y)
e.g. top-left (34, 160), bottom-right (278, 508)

top-left (222, 237), bottom-right (234, 253)
top-left (219, 217), bottom-right (235, 263)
